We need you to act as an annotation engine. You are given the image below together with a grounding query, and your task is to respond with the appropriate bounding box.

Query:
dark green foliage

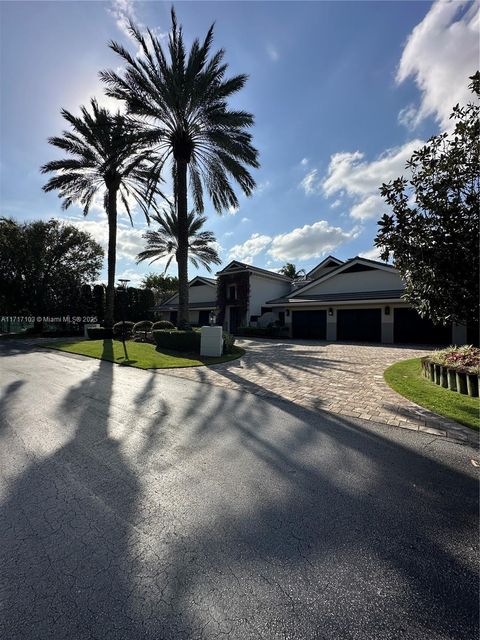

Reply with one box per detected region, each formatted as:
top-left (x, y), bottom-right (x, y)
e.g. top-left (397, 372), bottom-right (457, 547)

top-left (141, 273), bottom-right (178, 305)
top-left (137, 204), bottom-right (221, 273)
top-left (222, 331), bottom-right (236, 353)
top-left (237, 325), bottom-right (289, 338)
top-left (133, 320), bottom-right (153, 341)
top-left (113, 286), bottom-right (155, 322)
top-left (153, 329), bottom-right (201, 352)
top-left (375, 73), bottom-right (480, 326)
top-left (0, 217), bottom-right (103, 324)
top-left (87, 327), bottom-right (113, 339)
top-left (279, 263), bottom-right (305, 279)
top-left (152, 320), bottom-right (175, 330)
top-left (112, 320), bottom-right (135, 339)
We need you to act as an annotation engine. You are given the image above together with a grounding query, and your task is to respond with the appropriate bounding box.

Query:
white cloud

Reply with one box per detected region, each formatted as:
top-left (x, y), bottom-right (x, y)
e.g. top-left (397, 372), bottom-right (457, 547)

top-left (115, 268), bottom-right (146, 287)
top-left (241, 217), bottom-right (250, 223)
top-left (228, 205), bottom-right (239, 215)
top-left (330, 199), bottom-right (342, 209)
top-left (300, 158), bottom-right (309, 166)
top-left (396, 0), bottom-right (479, 130)
top-left (108, 0), bottom-right (167, 48)
top-left (350, 194), bottom-right (387, 221)
top-left (224, 231), bottom-right (234, 237)
top-left (228, 233), bottom-right (272, 263)
top-left (359, 247), bottom-right (384, 262)
top-left (266, 44), bottom-right (279, 62)
top-left (268, 220), bottom-right (360, 262)
top-left (300, 169), bottom-right (320, 195)
top-left (64, 217), bottom-right (150, 263)
top-left (323, 140), bottom-right (422, 199)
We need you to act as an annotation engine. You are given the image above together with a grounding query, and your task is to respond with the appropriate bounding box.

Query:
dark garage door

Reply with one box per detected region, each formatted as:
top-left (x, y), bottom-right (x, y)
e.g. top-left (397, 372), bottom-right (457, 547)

top-left (337, 309), bottom-right (381, 342)
top-left (394, 308), bottom-right (451, 345)
top-left (292, 310), bottom-right (326, 339)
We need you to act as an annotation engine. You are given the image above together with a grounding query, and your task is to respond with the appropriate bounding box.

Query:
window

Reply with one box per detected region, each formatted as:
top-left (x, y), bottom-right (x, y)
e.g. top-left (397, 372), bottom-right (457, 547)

top-left (228, 285), bottom-right (236, 301)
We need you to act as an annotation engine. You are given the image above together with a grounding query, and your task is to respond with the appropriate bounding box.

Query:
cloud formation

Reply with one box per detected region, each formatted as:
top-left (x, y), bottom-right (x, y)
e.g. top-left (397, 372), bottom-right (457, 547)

top-left (228, 233), bottom-right (272, 264)
top-left (228, 221), bottom-right (359, 264)
top-left (396, 0), bottom-right (479, 130)
top-left (299, 169), bottom-right (320, 195)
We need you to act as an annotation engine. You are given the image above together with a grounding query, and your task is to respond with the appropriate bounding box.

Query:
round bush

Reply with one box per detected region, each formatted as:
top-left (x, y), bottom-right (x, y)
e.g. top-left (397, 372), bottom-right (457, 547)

top-left (223, 331), bottom-right (236, 354)
top-left (152, 320), bottom-right (175, 330)
top-left (133, 320), bottom-right (153, 332)
top-left (112, 321), bottom-right (135, 338)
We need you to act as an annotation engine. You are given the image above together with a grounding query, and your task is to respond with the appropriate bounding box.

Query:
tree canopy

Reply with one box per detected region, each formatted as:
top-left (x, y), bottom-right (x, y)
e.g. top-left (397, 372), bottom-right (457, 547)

top-left (0, 218), bottom-right (103, 319)
top-left (279, 263), bottom-right (306, 279)
top-left (375, 72), bottom-right (479, 327)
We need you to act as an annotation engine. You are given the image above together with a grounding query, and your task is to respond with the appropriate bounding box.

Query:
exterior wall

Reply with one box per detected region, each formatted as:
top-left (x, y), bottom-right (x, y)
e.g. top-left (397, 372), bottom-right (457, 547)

top-left (165, 282), bottom-right (215, 306)
top-left (452, 323), bottom-right (467, 345)
top-left (249, 274), bottom-right (291, 318)
top-left (300, 269), bottom-right (403, 295)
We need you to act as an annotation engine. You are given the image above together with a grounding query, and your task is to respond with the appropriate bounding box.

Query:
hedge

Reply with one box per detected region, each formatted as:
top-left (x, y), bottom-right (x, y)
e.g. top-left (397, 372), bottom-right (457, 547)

top-left (237, 325), bottom-right (289, 338)
top-left (87, 327), bottom-right (113, 339)
top-left (153, 329), bottom-right (201, 352)
top-left (152, 320), bottom-right (175, 330)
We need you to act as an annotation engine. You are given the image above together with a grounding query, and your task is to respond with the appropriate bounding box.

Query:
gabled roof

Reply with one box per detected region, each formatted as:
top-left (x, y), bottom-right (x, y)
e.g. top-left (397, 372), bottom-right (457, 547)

top-left (266, 289), bottom-right (405, 305)
top-left (277, 256), bottom-right (398, 300)
top-left (161, 275), bottom-right (216, 305)
top-left (306, 255), bottom-right (344, 278)
top-left (216, 260), bottom-right (292, 282)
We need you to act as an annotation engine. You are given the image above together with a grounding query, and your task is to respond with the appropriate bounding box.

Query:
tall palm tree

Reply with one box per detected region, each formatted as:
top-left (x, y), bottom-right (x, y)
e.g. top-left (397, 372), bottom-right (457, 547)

top-left (41, 98), bottom-right (161, 327)
top-left (100, 8), bottom-right (259, 327)
top-left (136, 204), bottom-right (221, 273)
top-left (279, 263), bottom-right (306, 279)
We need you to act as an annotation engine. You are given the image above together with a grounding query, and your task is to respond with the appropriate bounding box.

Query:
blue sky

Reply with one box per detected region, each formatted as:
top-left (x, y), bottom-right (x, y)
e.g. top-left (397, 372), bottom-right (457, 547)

top-left (1, 0), bottom-right (478, 285)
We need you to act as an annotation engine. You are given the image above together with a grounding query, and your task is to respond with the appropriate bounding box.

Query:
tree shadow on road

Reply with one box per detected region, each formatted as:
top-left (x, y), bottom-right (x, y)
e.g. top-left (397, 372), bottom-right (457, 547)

top-left (0, 350), bottom-right (478, 639)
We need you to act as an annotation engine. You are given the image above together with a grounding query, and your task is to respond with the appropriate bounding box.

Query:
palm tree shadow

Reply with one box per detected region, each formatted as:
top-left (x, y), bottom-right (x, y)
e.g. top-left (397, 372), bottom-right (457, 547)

top-left (0, 344), bottom-right (145, 638)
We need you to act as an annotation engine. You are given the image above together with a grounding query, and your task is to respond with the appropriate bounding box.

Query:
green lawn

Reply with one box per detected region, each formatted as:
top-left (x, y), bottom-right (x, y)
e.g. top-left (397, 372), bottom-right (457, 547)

top-left (384, 358), bottom-right (479, 431)
top-left (43, 339), bottom-right (244, 369)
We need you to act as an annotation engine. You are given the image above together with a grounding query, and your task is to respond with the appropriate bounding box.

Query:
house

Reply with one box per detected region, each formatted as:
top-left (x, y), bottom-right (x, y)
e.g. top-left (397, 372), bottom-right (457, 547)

top-left (215, 261), bottom-right (292, 333)
top-left (153, 256), bottom-right (469, 344)
top-left (154, 276), bottom-right (217, 326)
top-left (264, 255), bottom-right (463, 345)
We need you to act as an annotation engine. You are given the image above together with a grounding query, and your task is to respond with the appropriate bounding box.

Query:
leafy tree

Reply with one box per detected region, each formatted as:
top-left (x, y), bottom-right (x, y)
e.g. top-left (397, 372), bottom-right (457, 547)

top-left (136, 204), bottom-right (221, 274)
top-left (41, 99), bottom-right (161, 327)
top-left (0, 218), bottom-right (103, 328)
top-left (141, 273), bottom-right (179, 304)
top-left (375, 72), bottom-right (480, 326)
top-left (101, 8), bottom-right (259, 326)
top-left (279, 263), bottom-right (306, 279)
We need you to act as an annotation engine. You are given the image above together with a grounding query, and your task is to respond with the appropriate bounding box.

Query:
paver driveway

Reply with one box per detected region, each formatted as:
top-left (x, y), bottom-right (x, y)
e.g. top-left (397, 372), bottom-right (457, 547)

top-left (165, 339), bottom-right (476, 443)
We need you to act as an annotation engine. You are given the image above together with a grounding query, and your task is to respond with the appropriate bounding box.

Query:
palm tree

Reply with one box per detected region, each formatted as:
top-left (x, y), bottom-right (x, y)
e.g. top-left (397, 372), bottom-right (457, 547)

top-left (41, 99), bottom-right (161, 327)
top-left (136, 203), bottom-right (221, 274)
top-left (100, 8), bottom-right (259, 327)
top-left (279, 263), bottom-right (306, 279)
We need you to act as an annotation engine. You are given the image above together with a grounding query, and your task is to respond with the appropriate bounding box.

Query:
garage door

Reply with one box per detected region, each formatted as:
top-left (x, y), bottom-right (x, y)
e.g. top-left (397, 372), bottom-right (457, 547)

top-left (292, 310), bottom-right (326, 339)
top-left (337, 309), bottom-right (381, 342)
top-left (394, 308), bottom-right (451, 345)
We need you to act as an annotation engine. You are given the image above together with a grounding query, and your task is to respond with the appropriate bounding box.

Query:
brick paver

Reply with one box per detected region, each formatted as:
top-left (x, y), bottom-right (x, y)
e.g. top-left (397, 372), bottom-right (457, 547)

top-left (162, 338), bottom-right (478, 445)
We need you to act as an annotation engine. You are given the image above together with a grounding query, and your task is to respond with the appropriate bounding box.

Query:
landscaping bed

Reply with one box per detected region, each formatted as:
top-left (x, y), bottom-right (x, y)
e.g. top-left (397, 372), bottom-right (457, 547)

top-left (384, 358), bottom-right (479, 431)
top-left (421, 345), bottom-right (479, 397)
top-left (43, 339), bottom-right (245, 369)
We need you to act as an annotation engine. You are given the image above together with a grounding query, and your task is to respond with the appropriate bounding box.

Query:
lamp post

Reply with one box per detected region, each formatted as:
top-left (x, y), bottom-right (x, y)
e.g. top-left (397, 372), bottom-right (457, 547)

top-left (118, 279), bottom-right (130, 341)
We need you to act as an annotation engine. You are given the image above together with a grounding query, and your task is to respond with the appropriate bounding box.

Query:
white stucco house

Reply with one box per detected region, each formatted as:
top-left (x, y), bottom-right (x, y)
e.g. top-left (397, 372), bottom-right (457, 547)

top-left (154, 256), bottom-right (470, 345)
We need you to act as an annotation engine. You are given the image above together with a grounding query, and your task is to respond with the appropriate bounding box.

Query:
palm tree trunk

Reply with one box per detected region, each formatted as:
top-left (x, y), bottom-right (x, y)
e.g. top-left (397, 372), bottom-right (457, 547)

top-left (176, 158), bottom-right (189, 328)
top-left (104, 186), bottom-right (118, 329)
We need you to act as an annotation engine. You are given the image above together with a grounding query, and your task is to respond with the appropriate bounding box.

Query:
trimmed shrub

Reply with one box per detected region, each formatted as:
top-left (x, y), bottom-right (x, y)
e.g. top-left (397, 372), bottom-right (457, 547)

top-left (223, 331), bottom-right (236, 354)
top-left (153, 329), bottom-right (201, 353)
top-left (87, 327), bottom-right (113, 339)
top-left (237, 325), bottom-right (289, 339)
top-left (112, 321), bottom-right (135, 339)
top-left (133, 320), bottom-right (153, 341)
top-left (152, 320), bottom-right (175, 330)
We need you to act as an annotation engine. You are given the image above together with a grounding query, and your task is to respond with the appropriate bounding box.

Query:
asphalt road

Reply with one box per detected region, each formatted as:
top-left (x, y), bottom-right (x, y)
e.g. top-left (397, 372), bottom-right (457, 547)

top-left (0, 342), bottom-right (478, 640)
